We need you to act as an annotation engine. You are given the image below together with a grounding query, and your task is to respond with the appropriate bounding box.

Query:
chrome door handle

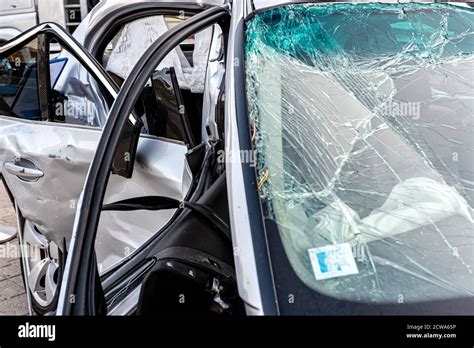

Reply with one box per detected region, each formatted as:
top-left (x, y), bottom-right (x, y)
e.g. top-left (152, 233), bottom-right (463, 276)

top-left (4, 162), bottom-right (44, 179)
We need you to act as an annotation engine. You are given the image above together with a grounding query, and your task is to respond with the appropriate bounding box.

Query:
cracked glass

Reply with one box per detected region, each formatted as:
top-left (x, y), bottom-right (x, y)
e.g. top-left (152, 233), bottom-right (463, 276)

top-left (245, 3), bottom-right (474, 304)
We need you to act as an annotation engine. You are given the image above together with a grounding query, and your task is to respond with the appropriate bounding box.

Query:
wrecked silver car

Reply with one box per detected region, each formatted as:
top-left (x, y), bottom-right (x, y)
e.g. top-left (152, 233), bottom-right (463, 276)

top-left (0, 0), bottom-right (473, 316)
top-left (51, 1), bottom-right (474, 316)
top-left (0, 0), bottom-right (225, 314)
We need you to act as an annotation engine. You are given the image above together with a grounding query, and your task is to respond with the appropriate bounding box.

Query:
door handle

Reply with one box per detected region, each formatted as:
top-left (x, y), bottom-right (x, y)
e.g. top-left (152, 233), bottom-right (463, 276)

top-left (4, 162), bottom-right (44, 179)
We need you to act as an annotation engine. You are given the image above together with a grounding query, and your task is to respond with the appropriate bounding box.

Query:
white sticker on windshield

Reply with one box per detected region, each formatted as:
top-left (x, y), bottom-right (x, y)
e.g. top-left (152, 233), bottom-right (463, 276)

top-left (308, 243), bottom-right (359, 280)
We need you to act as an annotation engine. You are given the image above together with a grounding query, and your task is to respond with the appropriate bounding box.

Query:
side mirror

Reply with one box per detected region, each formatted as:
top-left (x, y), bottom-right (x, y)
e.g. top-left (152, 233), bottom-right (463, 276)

top-left (111, 116), bottom-right (143, 178)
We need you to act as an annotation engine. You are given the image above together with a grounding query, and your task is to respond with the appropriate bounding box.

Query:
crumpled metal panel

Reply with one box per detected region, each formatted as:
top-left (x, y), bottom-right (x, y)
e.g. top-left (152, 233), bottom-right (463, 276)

top-left (0, 117), bottom-right (191, 271)
top-left (246, 3), bottom-right (474, 303)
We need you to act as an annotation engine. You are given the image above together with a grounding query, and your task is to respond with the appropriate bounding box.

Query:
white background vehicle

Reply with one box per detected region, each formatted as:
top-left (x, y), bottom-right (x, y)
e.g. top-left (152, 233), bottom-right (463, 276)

top-left (0, 0), bottom-right (94, 43)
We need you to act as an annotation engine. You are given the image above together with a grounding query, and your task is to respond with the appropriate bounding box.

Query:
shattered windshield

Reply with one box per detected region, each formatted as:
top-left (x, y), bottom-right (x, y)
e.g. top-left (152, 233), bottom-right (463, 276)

top-left (245, 3), bottom-right (474, 304)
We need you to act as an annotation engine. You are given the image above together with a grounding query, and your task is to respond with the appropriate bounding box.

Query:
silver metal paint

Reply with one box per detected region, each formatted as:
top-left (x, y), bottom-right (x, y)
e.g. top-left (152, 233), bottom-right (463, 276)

top-left (0, 22), bottom-right (192, 273)
top-left (60, 1), bottom-right (229, 313)
top-left (4, 0), bottom-right (467, 316)
top-left (15, 203), bottom-right (33, 315)
top-left (201, 24), bottom-right (225, 142)
top-left (225, 0), bottom-right (265, 315)
top-left (0, 116), bottom-right (191, 272)
top-left (4, 162), bottom-right (44, 180)
top-left (2, 3), bottom-right (229, 313)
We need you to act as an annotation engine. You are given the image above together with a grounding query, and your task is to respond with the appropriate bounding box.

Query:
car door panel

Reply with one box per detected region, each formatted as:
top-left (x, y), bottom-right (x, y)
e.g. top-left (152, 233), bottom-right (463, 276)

top-left (0, 118), bottom-right (191, 271)
top-left (0, 23), bottom-right (192, 273)
top-left (0, 117), bottom-right (101, 248)
top-left (97, 137), bottom-right (192, 272)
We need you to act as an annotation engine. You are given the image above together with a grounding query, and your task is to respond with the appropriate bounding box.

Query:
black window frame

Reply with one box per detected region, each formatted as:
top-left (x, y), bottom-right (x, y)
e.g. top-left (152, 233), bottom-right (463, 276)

top-left (0, 23), bottom-right (120, 127)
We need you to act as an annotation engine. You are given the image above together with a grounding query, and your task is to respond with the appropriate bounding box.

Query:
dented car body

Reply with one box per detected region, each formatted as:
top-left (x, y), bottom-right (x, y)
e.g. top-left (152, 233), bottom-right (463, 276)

top-left (0, 0), bottom-right (224, 314)
top-left (0, 0), bottom-right (473, 316)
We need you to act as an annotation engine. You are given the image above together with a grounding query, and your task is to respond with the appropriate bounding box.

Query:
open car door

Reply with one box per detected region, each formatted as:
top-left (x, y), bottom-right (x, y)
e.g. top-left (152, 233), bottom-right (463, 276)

top-left (0, 23), bottom-right (192, 314)
top-left (57, 5), bottom-right (232, 316)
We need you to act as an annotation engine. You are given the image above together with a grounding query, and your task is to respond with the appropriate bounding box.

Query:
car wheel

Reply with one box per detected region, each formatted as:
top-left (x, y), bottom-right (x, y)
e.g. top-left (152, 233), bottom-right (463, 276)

top-left (20, 219), bottom-right (62, 315)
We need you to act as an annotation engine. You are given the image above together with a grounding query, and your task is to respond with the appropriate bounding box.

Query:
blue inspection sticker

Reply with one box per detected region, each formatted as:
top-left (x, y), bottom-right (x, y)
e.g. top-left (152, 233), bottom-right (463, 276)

top-left (308, 243), bottom-right (359, 280)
